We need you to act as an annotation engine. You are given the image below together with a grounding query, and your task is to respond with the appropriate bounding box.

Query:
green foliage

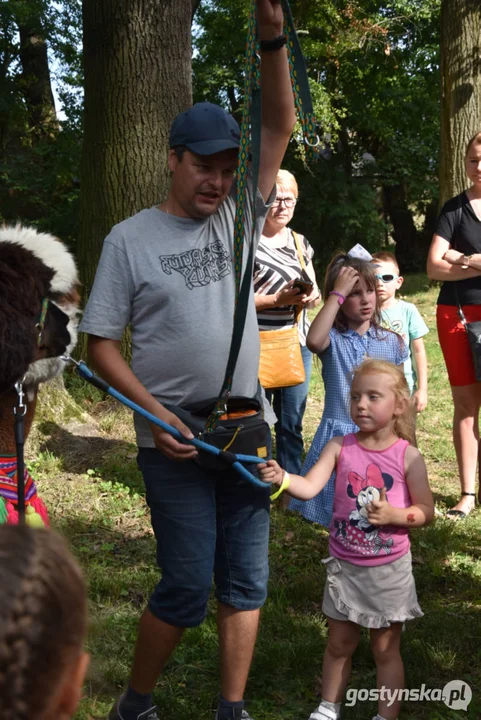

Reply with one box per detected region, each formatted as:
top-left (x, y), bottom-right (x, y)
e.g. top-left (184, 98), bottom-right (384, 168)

top-left (193, 0), bottom-right (343, 137)
top-left (0, 122), bottom-right (81, 245)
top-left (0, 0), bottom-right (82, 245)
top-left (286, 149), bottom-right (386, 270)
top-left (0, 0), bottom-right (445, 261)
top-left (193, 0), bottom-right (441, 265)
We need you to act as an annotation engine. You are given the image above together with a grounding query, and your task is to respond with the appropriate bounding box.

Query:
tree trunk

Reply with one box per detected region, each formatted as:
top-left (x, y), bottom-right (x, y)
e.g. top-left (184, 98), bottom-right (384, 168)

top-left (78, 0), bottom-right (193, 358)
top-left (420, 198), bottom-right (439, 259)
top-left (383, 184), bottom-right (422, 272)
top-left (440, 0), bottom-right (481, 204)
top-left (191, 0), bottom-right (202, 21)
top-left (15, 7), bottom-right (57, 136)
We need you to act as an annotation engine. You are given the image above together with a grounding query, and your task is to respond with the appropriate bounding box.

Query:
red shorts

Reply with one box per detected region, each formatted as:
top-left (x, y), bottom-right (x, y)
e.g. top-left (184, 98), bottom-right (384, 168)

top-left (436, 304), bottom-right (481, 386)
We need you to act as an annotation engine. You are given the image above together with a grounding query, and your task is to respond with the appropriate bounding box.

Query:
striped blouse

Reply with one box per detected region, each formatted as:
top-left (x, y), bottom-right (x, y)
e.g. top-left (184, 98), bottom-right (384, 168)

top-left (253, 229), bottom-right (315, 345)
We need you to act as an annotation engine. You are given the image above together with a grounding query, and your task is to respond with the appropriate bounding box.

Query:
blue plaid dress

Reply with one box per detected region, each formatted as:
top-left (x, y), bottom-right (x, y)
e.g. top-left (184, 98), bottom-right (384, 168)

top-left (289, 326), bottom-right (409, 527)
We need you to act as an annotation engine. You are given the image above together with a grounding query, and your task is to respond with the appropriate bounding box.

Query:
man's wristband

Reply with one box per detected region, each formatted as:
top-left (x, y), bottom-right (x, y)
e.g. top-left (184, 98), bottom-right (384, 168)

top-left (271, 471), bottom-right (291, 501)
top-left (260, 35), bottom-right (287, 52)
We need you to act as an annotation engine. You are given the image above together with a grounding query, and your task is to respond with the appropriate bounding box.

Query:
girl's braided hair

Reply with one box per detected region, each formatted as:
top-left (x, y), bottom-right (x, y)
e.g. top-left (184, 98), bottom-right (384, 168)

top-left (0, 526), bottom-right (86, 719)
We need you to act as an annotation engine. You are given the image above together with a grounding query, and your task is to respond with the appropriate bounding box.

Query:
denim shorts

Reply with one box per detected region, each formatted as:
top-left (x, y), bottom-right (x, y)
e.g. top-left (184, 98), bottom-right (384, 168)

top-left (137, 447), bottom-right (271, 628)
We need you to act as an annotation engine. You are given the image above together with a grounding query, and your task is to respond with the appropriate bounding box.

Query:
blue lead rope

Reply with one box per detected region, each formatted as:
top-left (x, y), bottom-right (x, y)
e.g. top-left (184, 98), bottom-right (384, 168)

top-left (63, 357), bottom-right (269, 489)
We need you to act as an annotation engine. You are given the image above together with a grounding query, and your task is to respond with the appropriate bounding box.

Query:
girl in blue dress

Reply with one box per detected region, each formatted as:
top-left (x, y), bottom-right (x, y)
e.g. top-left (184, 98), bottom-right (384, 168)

top-left (289, 253), bottom-right (409, 527)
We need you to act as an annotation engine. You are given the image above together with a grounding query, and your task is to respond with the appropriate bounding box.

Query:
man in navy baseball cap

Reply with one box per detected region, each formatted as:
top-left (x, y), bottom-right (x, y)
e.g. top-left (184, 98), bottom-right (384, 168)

top-left (169, 102), bottom-right (240, 155)
top-left (89, 4), bottom-right (297, 720)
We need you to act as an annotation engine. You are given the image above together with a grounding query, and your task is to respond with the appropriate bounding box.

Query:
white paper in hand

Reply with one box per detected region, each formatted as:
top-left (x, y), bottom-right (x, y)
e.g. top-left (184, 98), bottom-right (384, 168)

top-left (347, 243), bottom-right (373, 261)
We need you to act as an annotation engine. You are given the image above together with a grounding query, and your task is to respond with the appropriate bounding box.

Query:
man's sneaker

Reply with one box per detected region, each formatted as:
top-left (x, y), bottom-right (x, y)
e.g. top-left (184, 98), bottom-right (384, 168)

top-left (107, 694), bottom-right (160, 720)
top-left (215, 710), bottom-right (254, 720)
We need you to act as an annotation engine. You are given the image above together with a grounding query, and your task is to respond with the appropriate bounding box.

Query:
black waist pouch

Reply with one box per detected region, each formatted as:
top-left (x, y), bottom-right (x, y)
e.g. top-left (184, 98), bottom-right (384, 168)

top-left (165, 396), bottom-right (271, 471)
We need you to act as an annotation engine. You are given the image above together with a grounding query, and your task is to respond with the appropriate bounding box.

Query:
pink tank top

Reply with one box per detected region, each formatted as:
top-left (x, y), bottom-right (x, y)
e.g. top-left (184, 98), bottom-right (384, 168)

top-left (329, 433), bottom-right (411, 566)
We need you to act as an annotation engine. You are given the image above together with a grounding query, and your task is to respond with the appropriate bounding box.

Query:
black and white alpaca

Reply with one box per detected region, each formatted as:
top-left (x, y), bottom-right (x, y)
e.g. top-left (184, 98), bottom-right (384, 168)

top-left (0, 225), bottom-right (79, 525)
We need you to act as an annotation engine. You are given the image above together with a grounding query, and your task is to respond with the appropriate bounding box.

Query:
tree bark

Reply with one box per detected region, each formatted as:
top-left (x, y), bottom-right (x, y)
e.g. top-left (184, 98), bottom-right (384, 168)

top-left (15, 6), bottom-right (57, 136)
top-left (78, 0), bottom-right (193, 357)
top-left (382, 184), bottom-right (422, 272)
top-left (191, 0), bottom-right (202, 22)
top-left (440, 0), bottom-right (481, 204)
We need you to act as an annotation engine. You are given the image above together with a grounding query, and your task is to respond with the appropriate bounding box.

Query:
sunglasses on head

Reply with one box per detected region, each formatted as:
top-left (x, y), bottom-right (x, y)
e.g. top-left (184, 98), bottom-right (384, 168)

top-left (375, 273), bottom-right (399, 283)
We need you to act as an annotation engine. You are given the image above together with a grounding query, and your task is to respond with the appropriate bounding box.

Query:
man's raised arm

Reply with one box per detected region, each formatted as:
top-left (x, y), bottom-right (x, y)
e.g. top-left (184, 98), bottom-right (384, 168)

top-left (257, 0), bottom-right (297, 201)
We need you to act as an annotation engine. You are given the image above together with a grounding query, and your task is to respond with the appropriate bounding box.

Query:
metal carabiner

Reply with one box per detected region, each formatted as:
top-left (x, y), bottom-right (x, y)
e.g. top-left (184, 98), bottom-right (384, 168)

top-left (61, 353), bottom-right (80, 367)
top-left (305, 134), bottom-right (321, 148)
top-left (14, 380), bottom-right (27, 417)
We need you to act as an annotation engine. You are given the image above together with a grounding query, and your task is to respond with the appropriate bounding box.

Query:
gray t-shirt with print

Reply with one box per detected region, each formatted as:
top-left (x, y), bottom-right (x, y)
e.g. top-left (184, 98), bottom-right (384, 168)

top-left (79, 185), bottom-right (272, 447)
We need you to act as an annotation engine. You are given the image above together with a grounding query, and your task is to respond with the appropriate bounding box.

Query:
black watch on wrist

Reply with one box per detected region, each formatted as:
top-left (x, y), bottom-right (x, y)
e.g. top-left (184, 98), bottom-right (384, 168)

top-left (259, 35), bottom-right (287, 52)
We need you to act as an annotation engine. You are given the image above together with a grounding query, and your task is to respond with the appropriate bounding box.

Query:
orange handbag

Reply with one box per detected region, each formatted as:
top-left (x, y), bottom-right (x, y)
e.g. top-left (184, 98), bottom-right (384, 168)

top-left (258, 231), bottom-right (307, 389)
top-left (258, 321), bottom-right (305, 389)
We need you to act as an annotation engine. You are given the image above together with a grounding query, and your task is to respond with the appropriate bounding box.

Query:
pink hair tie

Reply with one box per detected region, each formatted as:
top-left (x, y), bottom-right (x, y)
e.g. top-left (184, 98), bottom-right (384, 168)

top-left (329, 291), bottom-right (346, 305)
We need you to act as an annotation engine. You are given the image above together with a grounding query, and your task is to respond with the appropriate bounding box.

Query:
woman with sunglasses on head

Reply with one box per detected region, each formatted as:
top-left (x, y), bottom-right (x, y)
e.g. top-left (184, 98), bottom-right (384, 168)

top-left (427, 131), bottom-right (481, 520)
top-left (254, 169), bottom-right (321, 489)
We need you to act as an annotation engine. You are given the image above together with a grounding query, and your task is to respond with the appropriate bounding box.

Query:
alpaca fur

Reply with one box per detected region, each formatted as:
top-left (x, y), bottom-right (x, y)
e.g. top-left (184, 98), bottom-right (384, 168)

top-left (0, 241), bottom-right (56, 393)
top-left (0, 225), bottom-right (78, 294)
top-left (0, 225), bottom-right (80, 388)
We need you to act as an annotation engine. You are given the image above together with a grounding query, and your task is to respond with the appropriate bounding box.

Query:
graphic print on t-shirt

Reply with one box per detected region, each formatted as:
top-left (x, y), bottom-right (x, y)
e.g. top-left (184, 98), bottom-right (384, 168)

top-left (159, 240), bottom-right (231, 289)
top-left (382, 316), bottom-right (406, 342)
top-left (334, 462), bottom-right (395, 557)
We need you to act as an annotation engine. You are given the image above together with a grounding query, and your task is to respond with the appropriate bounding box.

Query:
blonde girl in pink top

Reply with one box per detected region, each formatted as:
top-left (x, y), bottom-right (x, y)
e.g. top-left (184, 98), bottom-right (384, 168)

top-left (259, 360), bottom-right (434, 720)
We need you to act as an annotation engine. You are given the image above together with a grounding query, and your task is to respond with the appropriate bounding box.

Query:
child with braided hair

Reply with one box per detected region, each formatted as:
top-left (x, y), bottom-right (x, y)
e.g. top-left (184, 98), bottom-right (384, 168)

top-left (0, 526), bottom-right (88, 720)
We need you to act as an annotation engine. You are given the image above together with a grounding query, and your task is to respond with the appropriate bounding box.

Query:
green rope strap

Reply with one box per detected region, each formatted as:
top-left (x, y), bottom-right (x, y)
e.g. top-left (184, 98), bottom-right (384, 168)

top-left (281, 0), bottom-right (321, 162)
top-left (203, 3), bottom-right (260, 433)
top-left (233, 4), bottom-right (260, 301)
top-left (204, 0), bottom-right (319, 433)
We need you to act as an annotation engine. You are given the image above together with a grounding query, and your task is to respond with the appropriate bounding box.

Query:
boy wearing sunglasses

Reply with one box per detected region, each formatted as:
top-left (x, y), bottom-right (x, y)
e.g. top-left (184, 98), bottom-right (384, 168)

top-left (372, 251), bottom-right (429, 412)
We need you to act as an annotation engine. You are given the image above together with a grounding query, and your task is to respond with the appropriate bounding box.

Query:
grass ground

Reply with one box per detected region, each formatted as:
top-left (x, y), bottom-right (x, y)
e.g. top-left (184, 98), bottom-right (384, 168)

top-left (29, 275), bottom-right (480, 720)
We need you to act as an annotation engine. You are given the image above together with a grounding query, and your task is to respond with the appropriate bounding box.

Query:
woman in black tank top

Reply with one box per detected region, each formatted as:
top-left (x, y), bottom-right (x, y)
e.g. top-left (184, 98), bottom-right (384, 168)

top-left (427, 131), bottom-right (481, 519)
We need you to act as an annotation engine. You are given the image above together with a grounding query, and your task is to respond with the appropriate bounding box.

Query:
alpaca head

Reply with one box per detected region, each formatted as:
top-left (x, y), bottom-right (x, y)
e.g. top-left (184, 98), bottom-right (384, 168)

top-left (0, 225), bottom-right (79, 396)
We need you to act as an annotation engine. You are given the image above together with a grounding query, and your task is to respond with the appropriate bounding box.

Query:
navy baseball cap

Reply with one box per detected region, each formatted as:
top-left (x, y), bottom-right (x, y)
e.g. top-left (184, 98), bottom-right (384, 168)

top-left (169, 102), bottom-right (240, 155)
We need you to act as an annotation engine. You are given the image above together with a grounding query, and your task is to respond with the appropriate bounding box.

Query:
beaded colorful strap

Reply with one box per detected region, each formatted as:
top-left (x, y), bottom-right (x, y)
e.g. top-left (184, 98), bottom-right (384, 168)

top-left (281, 0), bottom-right (321, 162)
top-left (204, 0), bottom-right (321, 432)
